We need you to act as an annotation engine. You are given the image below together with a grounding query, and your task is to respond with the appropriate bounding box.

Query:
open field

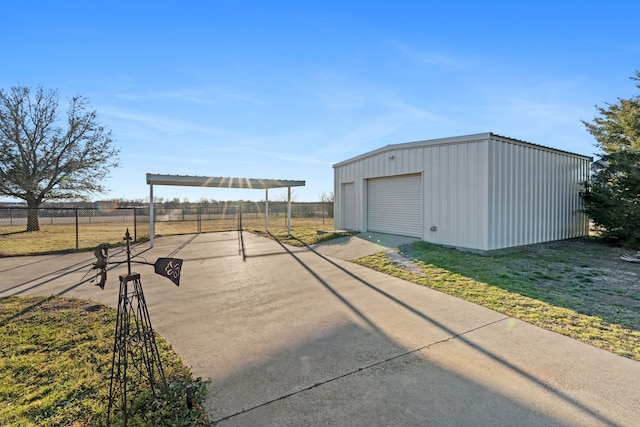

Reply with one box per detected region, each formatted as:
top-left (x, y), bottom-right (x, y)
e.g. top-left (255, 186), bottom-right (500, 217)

top-left (0, 223), bottom-right (149, 256)
top-left (354, 238), bottom-right (640, 361)
top-left (0, 216), bottom-right (334, 256)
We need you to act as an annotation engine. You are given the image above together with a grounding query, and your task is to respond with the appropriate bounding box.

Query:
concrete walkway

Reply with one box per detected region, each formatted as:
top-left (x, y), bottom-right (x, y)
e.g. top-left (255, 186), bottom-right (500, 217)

top-left (1, 232), bottom-right (639, 426)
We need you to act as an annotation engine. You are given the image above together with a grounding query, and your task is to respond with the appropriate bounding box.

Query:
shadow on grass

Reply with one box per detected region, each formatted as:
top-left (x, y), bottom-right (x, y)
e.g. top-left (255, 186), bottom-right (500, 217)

top-left (0, 295), bottom-right (54, 327)
top-left (0, 230), bottom-right (29, 237)
top-left (247, 227), bottom-right (357, 247)
top-left (397, 238), bottom-right (640, 332)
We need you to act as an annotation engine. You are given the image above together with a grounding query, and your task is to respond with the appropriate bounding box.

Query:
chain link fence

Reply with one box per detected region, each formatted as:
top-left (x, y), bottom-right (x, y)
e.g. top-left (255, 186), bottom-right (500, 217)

top-left (0, 207), bottom-right (145, 256)
top-left (0, 202), bottom-right (334, 256)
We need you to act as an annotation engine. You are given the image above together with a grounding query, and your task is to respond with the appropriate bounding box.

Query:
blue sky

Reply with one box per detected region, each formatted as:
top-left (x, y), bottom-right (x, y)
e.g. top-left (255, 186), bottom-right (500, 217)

top-left (1, 1), bottom-right (639, 202)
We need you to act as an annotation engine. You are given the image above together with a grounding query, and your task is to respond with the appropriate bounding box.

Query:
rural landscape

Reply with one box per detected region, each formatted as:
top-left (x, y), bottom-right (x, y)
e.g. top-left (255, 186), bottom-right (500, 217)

top-left (1, 212), bottom-right (639, 425)
top-left (1, 2), bottom-right (640, 426)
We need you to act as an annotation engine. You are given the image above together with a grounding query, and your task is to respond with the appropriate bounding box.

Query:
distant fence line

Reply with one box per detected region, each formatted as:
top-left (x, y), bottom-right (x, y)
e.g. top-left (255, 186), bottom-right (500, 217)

top-left (0, 206), bottom-right (140, 226)
top-left (0, 202), bottom-right (333, 221)
top-left (0, 202), bottom-right (334, 256)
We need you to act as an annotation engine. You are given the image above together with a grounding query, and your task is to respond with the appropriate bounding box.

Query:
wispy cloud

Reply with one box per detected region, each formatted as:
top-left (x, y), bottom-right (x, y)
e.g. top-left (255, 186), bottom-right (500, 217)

top-left (100, 106), bottom-right (231, 136)
top-left (311, 83), bottom-right (451, 156)
top-left (473, 78), bottom-right (593, 125)
top-left (199, 144), bottom-right (334, 165)
top-left (115, 89), bottom-right (213, 104)
top-left (216, 90), bottom-right (267, 106)
top-left (314, 86), bottom-right (365, 110)
top-left (115, 87), bottom-right (268, 106)
top-left (389, 41), bottom-right (466, 69)
top-left (455, 77), bottom-right (597, 154)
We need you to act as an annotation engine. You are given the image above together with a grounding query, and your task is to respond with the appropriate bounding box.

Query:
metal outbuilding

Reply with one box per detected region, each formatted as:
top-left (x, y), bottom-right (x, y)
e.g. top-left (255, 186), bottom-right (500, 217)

top-left (333, 133), bottom-right (591, 253)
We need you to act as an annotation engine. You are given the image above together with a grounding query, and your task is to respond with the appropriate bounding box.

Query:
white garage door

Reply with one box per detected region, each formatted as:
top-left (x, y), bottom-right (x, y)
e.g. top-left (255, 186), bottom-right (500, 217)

top-left (367, 174), bottom-right (422, 238)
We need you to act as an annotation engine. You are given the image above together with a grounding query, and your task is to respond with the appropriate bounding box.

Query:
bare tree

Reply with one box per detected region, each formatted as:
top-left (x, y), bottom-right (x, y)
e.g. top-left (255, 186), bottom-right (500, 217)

top-left (271, 189), bottom-right (298, 203)
top-left (319, 191), bottom-right (334, 224)
top-left (0, 86), bottom-right (119, 231)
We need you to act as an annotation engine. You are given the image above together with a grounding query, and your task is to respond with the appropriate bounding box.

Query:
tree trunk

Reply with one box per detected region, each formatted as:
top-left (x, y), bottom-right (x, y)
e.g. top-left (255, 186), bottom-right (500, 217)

top-left (26, 199), bottom-right (40, 232)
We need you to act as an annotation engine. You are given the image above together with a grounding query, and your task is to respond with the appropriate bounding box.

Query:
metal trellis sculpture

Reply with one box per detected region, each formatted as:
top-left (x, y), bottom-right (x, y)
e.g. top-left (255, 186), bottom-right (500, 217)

top-left (91, 229), bottom-right (183, 426)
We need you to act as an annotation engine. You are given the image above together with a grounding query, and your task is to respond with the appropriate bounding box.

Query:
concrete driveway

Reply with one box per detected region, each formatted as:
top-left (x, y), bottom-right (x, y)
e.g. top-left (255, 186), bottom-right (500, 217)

top-left (1, 232), bottom-right (639, 426)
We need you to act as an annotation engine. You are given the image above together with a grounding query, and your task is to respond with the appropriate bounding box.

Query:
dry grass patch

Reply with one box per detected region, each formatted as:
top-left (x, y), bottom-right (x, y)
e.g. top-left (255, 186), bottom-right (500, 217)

top-left (0, 224), bottom-right (148, 256)
top-left (0, 296), bottom-right (209, 426)
top-left (1, 216), bottom-right (335, 256)
top-left (245, 219), bottom-right (356, 247)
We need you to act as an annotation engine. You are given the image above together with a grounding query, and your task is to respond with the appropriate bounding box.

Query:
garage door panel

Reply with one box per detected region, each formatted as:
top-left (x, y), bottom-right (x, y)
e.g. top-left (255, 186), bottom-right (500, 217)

top-left (367, 174), bottom-right (422, 238)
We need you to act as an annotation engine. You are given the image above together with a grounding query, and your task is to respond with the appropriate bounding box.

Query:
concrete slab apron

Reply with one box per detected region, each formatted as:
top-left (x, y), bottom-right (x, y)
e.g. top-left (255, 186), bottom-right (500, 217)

top-left (1, 232), bottom-right (639, 426)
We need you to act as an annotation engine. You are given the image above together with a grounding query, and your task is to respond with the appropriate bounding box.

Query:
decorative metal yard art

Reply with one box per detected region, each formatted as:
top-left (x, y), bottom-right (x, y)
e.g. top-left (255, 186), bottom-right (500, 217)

top-left (91, 229), bottom-right (183, 426)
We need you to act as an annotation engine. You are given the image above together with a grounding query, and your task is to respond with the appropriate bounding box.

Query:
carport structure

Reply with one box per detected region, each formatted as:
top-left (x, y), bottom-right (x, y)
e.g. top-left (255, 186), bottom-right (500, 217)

top-left (146, 173), bottom-right (305, 247)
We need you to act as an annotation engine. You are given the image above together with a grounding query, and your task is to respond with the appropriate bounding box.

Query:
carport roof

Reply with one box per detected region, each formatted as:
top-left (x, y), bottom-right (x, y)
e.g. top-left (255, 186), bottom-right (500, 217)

top-left (146, 173), bottom-right (305, 189)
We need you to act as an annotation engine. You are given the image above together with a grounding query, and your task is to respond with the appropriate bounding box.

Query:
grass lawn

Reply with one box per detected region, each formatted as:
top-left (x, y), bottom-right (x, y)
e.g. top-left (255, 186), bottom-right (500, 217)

top-left (0, 296), bottom-right (209, 427)
top-left (353, 238), bottom-right (640, 361)
top-left (0, 224), bottom-right (149, 256)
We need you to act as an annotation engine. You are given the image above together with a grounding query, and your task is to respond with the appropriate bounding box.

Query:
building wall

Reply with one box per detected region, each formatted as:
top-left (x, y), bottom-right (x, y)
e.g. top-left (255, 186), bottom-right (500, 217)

top-left (422, 140), bottom-right (489, 249)
top-left (334, 135), bottom-right (490, 248)
top-left (333, 133), bottom-right (591, 252)
top-left (486, 137), bottom-right (590, 251)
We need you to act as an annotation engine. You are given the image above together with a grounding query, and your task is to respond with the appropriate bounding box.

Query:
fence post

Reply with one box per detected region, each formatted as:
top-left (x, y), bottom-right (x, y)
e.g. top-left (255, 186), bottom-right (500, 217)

top-left (134, 208), bottom-right (137, 241)
top-left (75, 208), bottom-right (79, 250)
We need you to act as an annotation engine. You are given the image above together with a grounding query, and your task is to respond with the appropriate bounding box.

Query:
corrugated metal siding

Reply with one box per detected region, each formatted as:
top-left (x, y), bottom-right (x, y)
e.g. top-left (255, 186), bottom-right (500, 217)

top-left (333, 147), bottom-right (425, 232)
top-left (333, 133), bottom-right (589, 252)
top-left (341, 182), bottom-right (355, 229)
top-left (367, 174), bottom-right (422, 237)
top-left (487, 138), bottom-right (590, 250)
top-left (334, 138), bottom-right (489, 248)
top-left (423, 141), bottom-right (489, 249)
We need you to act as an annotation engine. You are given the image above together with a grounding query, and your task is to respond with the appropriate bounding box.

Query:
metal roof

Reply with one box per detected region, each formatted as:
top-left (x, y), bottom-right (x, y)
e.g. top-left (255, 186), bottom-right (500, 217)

top-left (333, 132), bottom-right (592, 168)
top-left (146, 174), bottom-right (305, 189)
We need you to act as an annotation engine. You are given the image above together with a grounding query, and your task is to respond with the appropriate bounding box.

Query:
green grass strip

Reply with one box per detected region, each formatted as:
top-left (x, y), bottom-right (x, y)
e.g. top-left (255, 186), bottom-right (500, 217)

top-left (0, 296), bottom-right (209, 426)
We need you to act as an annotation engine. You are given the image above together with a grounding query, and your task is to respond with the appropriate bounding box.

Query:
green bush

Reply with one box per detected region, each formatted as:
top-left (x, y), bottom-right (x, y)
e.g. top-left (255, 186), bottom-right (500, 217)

top-left (582, 150), bottom-right (640, 247)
